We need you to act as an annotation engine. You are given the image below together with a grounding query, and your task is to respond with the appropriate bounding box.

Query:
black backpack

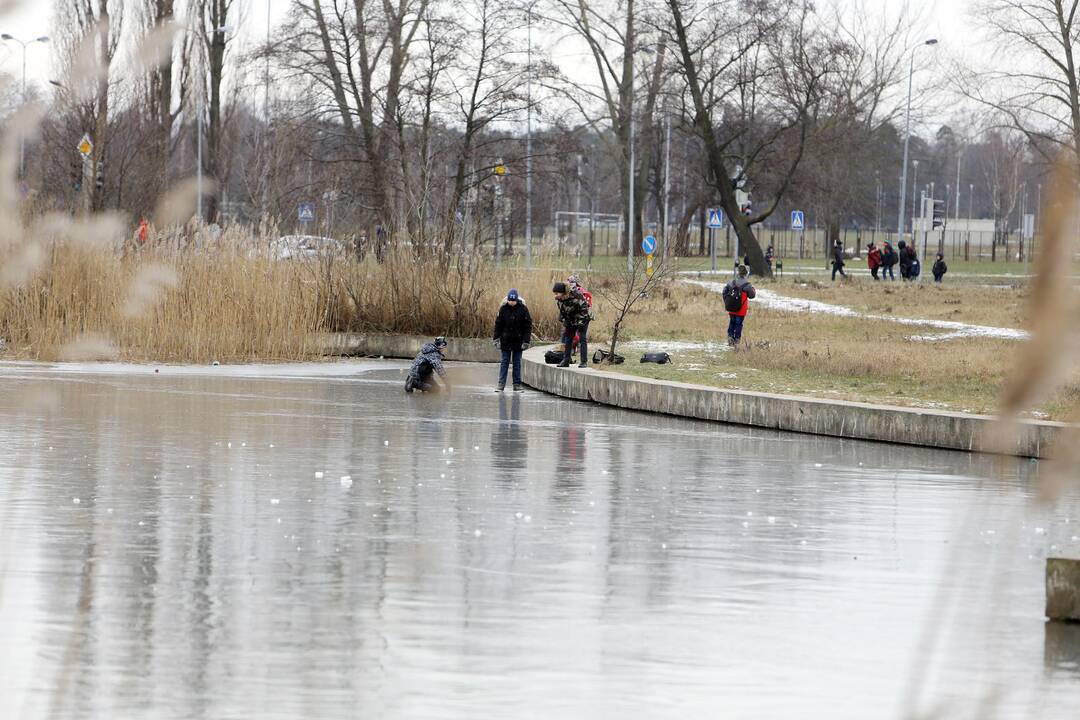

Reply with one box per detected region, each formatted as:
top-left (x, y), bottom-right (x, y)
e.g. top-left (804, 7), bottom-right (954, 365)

top-left (640, 352), bottom-right (672, 364)
top-left (592, 348), bottom-right (625, 365)
top-left (722, 281), bottom-right (744, 313)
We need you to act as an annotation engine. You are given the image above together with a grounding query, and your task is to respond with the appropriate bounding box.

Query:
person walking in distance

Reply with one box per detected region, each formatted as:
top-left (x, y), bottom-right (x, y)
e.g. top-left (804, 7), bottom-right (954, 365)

top-left (831, 240), bottom-right (848, 281)
top-left (492, 288), bottom-right (532, 392)
top-left (552, 281), bottom-right (591, 368)
top-left (932, 253), bottom-right (948, 283)
top-left (881, 241), bottom-right (897, 280)
top-left (722, 265), bottom-right (756, 348)
top-left (866, 242), bottom-right (882, 280)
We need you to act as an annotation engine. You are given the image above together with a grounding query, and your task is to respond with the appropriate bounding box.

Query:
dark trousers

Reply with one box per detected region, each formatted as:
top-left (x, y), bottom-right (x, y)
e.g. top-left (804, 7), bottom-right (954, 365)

top-left (832, 262), bottom-right (847, 280)
top-left (561, 322), bottom-right (589, 364)
top-left (870, 266), bottom-right (879, 280)
top-left (727, 314), bottom-right (745, 342)
top-left (499, 349), bottom-right (522, 385)
top-left (883, 265), bottom-right (894, 280)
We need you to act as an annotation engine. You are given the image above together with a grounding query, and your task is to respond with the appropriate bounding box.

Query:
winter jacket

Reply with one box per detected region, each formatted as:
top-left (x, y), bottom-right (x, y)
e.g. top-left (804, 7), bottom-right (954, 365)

top-left (409, 342), bottom-right (447, 380)
top-left (932, 258), bottom-right (947, 279)
top-left (881, 245), bottom-right (898, 267)
top-left (728, 277), bottom-right (756, 317)
top-left (557, 288), bottom-right (591, 328)
top-left (832, 245), bottom-right (845, 267)
top-left (493, 301), bottom-right (533, 351)
top-left (867, 247), bottom-right (882, 270)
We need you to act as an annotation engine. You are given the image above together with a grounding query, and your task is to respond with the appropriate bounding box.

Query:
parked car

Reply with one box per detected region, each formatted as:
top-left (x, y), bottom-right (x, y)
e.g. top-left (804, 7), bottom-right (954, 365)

top-left (265, 235), bottom-right (345, 260)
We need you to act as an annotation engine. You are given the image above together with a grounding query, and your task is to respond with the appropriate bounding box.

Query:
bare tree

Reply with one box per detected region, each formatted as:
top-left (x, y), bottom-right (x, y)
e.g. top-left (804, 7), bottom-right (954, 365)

top-left (589, 256), bottom-right (671, 359)
top-left (967, 0), bottom-right (1080, 167)
top-left (666, 0), bottom-right (833, 276)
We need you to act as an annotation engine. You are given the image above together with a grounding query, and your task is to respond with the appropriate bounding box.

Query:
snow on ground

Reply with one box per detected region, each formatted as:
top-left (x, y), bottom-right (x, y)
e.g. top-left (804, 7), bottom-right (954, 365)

top-left (683, 279), bottom-right (1030, 342)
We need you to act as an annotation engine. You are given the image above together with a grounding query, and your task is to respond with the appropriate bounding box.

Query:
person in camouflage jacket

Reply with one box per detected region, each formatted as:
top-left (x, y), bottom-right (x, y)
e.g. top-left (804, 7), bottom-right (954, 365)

top-left (552, 282), bottom-right (591, 369)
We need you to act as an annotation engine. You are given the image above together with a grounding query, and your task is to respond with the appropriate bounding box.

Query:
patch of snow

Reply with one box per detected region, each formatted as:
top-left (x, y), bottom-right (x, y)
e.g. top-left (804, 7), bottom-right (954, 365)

top-left (684, 279), bottom-right (1029, 342)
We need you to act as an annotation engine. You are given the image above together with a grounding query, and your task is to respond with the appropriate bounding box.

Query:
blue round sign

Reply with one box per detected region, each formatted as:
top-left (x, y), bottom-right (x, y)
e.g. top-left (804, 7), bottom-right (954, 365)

top-left (641, 234), bottom-right (657, 255)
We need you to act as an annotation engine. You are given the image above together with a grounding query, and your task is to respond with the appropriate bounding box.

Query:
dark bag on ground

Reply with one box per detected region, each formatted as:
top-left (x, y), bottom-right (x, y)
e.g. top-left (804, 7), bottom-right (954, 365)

top-left (592, 348), bottom-right (625, 365)
top-left (544, 350), bottom-right (564, 364)
top-left (640, 352), bottom-right (672, 364)
top-left (722, 281), bottom-right (743, 313)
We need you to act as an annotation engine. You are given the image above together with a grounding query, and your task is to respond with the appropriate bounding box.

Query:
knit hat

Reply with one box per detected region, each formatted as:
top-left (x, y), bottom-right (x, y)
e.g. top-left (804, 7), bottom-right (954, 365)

top-left (433, 336), bottom-right (448, 348)
top-left (507, 288), bottom-right (520, 301)
top-left (552, 282), bottom-right (567, 293)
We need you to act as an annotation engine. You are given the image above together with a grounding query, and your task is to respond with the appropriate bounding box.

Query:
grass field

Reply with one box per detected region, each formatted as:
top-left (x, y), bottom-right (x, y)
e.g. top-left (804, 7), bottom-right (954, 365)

top-left (590, 279), bottom-right (1079, 419)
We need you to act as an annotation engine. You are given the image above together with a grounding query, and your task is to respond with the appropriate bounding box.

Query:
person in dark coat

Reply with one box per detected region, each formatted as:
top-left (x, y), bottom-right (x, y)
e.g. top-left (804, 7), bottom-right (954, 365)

top-left (492, 288), bottom-right (532, 391)
top-left (897, 240), bottom-right (914, 280)
top-left (831, 240), bottom-right (848, 281)
top-left (725, 265), bottom-right (757, 348)
top-left (881, 241), bottom-right (897, 280)
top-left (553, 281), bottom-right (591, 368)
top-left (765, 245), bottom-right (775, 273)
top-left (405, 337), bottom-right (450, 393)
top-left (932, 253), bottom-right (948, 283)
top-left (866, 242), bottom-right (882, 280)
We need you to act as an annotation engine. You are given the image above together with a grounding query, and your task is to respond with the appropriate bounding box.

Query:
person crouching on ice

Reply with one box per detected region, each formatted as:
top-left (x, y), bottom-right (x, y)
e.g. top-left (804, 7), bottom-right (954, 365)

top-left (405, 336), bottom-right (451, 393)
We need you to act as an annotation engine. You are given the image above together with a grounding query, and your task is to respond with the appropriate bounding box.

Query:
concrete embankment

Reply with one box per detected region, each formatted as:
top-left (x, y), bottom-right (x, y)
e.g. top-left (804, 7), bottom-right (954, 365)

top-left (521, 346), bottom-right (1065, 459)
top-left (316, 333), bottom-right (502, 363)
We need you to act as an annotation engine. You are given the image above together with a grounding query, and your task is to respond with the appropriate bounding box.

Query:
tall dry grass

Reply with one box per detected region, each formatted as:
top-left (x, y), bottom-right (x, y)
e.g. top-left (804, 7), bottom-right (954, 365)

top-left (0, 226), bottom-right (568, 362)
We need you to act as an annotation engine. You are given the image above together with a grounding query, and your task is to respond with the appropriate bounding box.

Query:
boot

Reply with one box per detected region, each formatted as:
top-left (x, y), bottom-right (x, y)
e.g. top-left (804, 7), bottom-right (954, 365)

top-left (578, 341), bottom-right (589, 369)
top-left (513, 383), bottom-right (524, 392)
top-left (496, 382), bottom-right (505, 392)
top-left (405, 376), bottom-right (416, 393)
top-left (557, 346), bottom-right (572, 367)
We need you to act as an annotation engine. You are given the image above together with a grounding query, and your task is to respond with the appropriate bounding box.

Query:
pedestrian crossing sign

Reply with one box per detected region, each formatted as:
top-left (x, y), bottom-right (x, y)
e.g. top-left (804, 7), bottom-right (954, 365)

top-left (791, 210), bottom-right (805, 230)
top-left (707, 208), bottom-right (723, 229)
top-left (298, 203), bottom-right (316, 222)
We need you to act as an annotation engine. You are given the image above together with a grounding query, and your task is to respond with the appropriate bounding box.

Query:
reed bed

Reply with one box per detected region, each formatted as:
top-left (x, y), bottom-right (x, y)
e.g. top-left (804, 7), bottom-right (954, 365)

top-left (0, 227), bottom-right (567, 362)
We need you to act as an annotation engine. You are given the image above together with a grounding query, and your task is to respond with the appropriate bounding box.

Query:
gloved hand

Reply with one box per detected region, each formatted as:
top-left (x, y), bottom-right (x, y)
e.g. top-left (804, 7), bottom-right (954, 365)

top-left (522, 342), bottom-right (530, 351)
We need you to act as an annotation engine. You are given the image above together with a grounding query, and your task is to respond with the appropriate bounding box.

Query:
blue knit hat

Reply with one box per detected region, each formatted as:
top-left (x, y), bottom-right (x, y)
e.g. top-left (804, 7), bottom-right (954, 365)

top-left (507, 288), bottom-right (519, 301)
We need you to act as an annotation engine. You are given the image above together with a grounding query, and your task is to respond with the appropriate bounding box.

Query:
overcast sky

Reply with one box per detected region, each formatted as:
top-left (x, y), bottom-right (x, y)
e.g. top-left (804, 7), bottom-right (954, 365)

top-left (1, 0), bottom-right (979, 117)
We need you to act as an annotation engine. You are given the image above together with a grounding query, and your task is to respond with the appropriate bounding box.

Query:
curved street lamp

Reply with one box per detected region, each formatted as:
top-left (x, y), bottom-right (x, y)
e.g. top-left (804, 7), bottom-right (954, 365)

top-left (897, 38), bottom-right (938, 242)
top-left (2, 33), bottom-right (50, 178)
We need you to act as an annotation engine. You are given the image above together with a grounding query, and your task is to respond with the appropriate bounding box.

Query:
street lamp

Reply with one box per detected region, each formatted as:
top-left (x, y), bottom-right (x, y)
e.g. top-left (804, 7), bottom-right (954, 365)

top-left (897, 38), bottom-right (938, 242)
top-left (2, 33), bottom-right (50, 178)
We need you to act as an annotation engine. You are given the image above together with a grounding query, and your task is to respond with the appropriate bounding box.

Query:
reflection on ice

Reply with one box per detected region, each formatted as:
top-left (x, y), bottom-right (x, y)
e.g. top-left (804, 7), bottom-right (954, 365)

top-left (0, 361), bottom-right (1078, 719)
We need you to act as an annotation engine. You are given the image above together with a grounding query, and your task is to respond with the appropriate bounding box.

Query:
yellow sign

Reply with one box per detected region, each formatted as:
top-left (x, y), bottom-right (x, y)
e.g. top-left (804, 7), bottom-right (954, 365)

top-left (646, 253), bottom-right (655, 278)
top-left (494, 165), bottom-right (506, 176)
top-left (77, 134), bottom-right (93, 158)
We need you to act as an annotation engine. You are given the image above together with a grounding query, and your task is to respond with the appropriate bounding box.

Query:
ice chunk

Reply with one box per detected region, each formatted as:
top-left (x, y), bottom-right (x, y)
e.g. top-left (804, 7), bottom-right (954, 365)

top-left (72, 497), bottom-right (81, 504)
top-left (515, 512), bottom-right (524, 519)
top-left (767, 516), bottom-right (776, 524)
top-left (524, 515), bottom-right (532, 523)
top-left (315, 471), bottom-right (324, 479)
top-left (1035, 527), bottom-right (1047, 535)
top-left (448, 447), bottom-right (455, 453)
top-left (474, 529), bottom-right (483, 537)
top-left (270, 498), bottom-right (280, 505)
top-left (384, 440), bottom-right (390, 446)
top-left (340, 475), bottom-right (353, 488)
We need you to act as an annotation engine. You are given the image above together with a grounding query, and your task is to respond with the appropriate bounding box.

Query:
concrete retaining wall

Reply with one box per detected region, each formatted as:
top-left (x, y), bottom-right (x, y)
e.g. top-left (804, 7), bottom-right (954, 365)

top-left (521, 346), bottom-right (1065, 459)
top-left (316, 333), bottom-right (502, 363)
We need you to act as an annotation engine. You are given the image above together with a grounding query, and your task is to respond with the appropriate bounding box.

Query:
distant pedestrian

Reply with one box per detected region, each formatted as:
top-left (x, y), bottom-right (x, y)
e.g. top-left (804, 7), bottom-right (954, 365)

top-left (831, 240), bottom-right (848, 281)
top-left (553, 281), bottom-right (591, 368)
top-left (866, 242), bottom-right (882, 280)
top-left (881, 241), bottom-right (897, 280)
top-left (492, 288), bottom-right (532, 392)
top-left (405, 337), bottom-right (451, 393)
top-left (765, 245), bottom-right (775, 273)
top-left (898, 241), bottom-right (913, 280)
top-left (722, 265), bottom-right (756, 348)
top-left (932, 253), bottom-right (947, 283)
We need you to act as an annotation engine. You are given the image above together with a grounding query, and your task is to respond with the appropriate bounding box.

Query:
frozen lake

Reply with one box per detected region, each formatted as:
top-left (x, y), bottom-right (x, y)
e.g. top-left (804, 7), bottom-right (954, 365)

top-left (2, 360), bottom-right (1079, 719)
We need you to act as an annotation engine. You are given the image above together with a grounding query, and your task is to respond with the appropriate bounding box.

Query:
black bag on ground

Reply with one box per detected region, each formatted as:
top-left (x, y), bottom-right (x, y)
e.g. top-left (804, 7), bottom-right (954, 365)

top-left (544, 350), bottom-right (564, 364)
top-left (592, 348), bottom-right (625, 365)
top-left (640, 352), bottom-right (672, 364)
top-left (722, 281), bottom-right (743, 313)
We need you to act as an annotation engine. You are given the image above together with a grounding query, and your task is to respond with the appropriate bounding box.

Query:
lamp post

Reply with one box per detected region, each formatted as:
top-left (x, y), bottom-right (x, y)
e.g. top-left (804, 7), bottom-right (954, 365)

top-left (525, 2), bottom-right (534, 267)
top-left (2, 33), bottom-right (50, 179)
top-left (910, 159), bottom-right (919, 236)
top-left (897, 38), bottom-right (938, 242)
